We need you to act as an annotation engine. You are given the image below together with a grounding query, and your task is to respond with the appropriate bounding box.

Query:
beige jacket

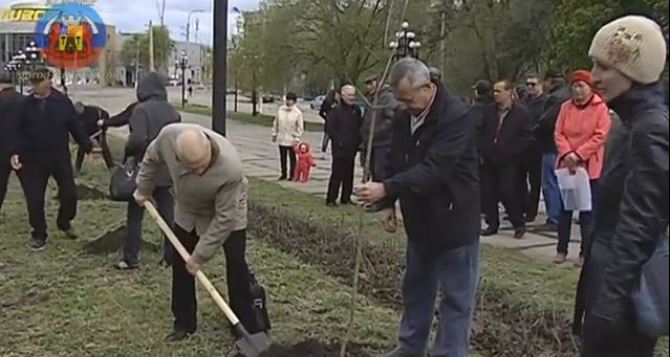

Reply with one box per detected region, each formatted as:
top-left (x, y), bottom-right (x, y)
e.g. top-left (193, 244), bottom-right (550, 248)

top-left (136, 123), bottom-right (247, 263)
top-left (272, 105), bottom-right (304, 146)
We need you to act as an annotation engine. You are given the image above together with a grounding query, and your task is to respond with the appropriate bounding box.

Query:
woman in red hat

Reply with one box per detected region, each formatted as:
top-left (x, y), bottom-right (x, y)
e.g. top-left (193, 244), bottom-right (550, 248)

top-left (553, 69), bottom-right (612, 265)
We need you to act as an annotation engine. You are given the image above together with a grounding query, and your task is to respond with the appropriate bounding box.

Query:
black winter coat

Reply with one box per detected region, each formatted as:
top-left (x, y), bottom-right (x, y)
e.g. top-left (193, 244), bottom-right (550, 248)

top-left (575, 83), bottom-right (669, 336)
top-left (536, 83), bottom-right (570, 154)
top-left (479, 102), bottom-right (534, 166)
top-left (17, 88), bottom-right (91, 157)
top-left (78, 105), bottom-right (109, 136)
top-left (0, 88), bottom-right (24, 155)
top-left (325, 103), bottom-right (363, 159)
top-left (382, 82), bottom-right (480, 256)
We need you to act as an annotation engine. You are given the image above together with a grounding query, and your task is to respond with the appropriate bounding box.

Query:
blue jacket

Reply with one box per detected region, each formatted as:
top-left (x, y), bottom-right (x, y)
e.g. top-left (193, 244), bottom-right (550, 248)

top-left (17, 89), bottom-right (91, 157)
top-left (382, 82), bottom-right (481, 255)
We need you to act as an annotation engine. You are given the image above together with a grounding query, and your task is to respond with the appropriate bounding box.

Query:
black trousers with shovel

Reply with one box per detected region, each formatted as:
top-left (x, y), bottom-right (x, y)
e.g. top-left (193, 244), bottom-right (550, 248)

top-left (172, 225), bottom-right (260, 334)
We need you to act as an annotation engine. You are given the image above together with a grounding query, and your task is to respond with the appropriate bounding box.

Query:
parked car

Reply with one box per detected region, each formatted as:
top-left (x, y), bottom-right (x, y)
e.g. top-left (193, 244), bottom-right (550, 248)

top-left (310, 95), bottom-right (326, 110)
top-left (262, 94), bottom-right (275, 103)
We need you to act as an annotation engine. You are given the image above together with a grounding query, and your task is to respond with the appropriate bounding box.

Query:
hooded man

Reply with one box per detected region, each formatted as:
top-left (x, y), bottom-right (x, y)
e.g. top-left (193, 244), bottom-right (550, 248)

top-left (115, 72), bottom-right (181, 270)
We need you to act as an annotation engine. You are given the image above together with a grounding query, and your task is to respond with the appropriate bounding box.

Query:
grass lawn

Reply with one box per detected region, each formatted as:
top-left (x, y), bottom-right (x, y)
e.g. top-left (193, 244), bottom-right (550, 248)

top-left (174, 103), bottom-right (325, 132)
top-left (0, 160), bottom-right (404, 356)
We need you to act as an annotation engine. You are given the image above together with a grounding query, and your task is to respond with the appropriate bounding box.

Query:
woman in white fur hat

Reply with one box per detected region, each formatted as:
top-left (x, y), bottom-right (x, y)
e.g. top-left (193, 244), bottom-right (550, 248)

top-left (574, 15), bottom-right (668, 357)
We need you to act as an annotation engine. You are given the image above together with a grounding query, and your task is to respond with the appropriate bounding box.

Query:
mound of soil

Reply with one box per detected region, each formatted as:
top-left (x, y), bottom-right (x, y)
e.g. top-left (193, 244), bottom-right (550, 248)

top-left (233, 339), bottom-right (371, 357)
top-left (248, 202), bottom-right (579, 357)
top-left (75, 184), bottom-right (108, 200)
top-left (83, 225), bottom-right (160, 254)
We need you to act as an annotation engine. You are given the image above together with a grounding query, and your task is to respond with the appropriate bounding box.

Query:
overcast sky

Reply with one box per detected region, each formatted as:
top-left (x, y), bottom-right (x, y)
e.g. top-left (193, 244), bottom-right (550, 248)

top-left (0, 0), bottom-right (262, 45)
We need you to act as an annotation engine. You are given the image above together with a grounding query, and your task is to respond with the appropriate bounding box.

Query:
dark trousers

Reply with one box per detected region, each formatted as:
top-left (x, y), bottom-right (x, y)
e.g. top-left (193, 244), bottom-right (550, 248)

top-left (124, 186), bottom-right (174, 265)
top-left (326, 155), bottom-right (355, 204)
top-left (370, 145), bottom-right (390, 182)
top-left (278, 145), bottom-right (296, 179)
top-left (75, 132), bottom-right (115, 172)
top-left (581, 313), bottom-right (657, 357)
top-left (519, 150), bottom-right (542, 220)
top-left (557, 180), bottom-right (599, 256)
top-left (19, 154), bottom-right (77, 240)
top-left (172, 225), bottom-right (260, 334)
top-left (482, 162), bottom-right (525, 228)
top-left (0, 152), bottom-right (11, 214)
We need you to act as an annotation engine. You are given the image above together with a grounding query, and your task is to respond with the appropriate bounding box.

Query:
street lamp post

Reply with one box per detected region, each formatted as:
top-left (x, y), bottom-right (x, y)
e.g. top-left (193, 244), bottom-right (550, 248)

top-left (212, 0), bottom-right (229, 135)
top-left (388, 21), bottom-right (422, 60)
top-left (186, 9), bottom-right (205, 44)
top-left (175, 50), bottom-right (189, 108)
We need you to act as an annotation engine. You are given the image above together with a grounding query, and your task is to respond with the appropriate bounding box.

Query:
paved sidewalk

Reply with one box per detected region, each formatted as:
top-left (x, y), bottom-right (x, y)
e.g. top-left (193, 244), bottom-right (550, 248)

top-left (72, 85), bottom-right (582, 265)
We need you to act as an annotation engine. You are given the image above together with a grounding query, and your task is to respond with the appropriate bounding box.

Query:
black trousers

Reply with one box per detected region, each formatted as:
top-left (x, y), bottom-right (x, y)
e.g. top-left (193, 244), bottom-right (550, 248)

top-left (172, 225), bottom-right (260, 334)
top-left (326, 155), bottom-right (355, 204)
top-left (482, 162), bottom-right (525, 228)
top-left (124, 186), bottom-right (174, 265)
top-left (75, 131), bottom-right (115, 172)
top-left (278, 145), bottom-right (296, 179)
top-left (0, 151), bottom-right (12, 214)
top-left (19, 154), bottom-right (77, 240)
top-left (581, 314), bottom-right (657, 357)
top-left (519, 150), bottom-right (542, 220)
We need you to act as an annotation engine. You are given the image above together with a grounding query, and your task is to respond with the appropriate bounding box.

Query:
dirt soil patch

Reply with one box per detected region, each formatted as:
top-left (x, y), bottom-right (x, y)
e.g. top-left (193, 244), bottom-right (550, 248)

top-left (248, 201), bottom-right (579, 357)
top-left (83, 224), bottom-right (161, 254)
top-left (233, 339), bottom-right (371, 357)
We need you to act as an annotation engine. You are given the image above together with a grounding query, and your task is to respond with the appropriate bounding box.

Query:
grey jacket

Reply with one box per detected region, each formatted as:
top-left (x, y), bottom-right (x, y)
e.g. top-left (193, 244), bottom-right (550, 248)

top-left (136, 123), bottom-right (247, 264)
top-left (126, 72), bottom-right (181, 187)
top-left (361, 86), bottom-right (397, 148)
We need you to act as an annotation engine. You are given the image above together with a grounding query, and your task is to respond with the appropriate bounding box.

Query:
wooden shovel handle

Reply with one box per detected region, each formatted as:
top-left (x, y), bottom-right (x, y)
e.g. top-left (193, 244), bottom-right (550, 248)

top-left (144, 201), bottom-right (241, 326)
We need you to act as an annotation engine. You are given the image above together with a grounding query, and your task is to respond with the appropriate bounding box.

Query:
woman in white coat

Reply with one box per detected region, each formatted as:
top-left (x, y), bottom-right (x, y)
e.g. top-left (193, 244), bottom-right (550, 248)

top-left (272, 92), bottom-right (304, 180)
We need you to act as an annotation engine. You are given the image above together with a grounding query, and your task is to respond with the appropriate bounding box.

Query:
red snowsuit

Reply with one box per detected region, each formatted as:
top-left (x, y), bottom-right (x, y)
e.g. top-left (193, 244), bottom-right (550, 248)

top-left (293, 142), bottom-right (316, 183)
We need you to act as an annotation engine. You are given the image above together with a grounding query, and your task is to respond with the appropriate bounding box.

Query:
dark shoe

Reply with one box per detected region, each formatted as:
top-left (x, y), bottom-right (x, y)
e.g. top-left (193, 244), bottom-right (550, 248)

top-left (513, 226), bottom-right (526, 239)
top-left (377, 346), bottom-right (420, 357)
top-left (480, 226), bottom-right (499, 236)
top-left (553, 252), bottom-right (567, 264)
top-left (278, 175), bottom-right (287, 181)
top-left (60, 228), bottom-right (78, 240)
top-left (114, 260), bottom-right (139, 270)
top-left (30, 238), bottom-right (46, 251)
top-left (165, 329), bottom-right (193, 342)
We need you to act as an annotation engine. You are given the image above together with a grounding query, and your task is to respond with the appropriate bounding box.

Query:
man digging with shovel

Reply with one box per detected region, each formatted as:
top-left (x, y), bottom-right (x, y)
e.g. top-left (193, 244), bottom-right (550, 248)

top-left (133, 123), bottom-right (267, 345)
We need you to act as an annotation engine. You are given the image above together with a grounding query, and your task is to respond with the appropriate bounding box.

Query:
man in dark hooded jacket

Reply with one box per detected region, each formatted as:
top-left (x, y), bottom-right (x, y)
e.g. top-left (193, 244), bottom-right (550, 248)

top-left (115, 72), bottom-right (181, 270)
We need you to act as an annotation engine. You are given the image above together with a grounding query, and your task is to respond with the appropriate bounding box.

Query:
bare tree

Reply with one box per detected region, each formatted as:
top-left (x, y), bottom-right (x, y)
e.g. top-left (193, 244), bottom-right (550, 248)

top-left (155, 0), bottom-right (167, 27)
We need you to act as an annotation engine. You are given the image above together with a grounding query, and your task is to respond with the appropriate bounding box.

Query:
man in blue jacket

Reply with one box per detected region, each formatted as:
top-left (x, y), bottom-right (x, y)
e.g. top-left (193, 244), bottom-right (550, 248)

top-left (10, 68), bottom-right (92, 250)
top-left (357, 58), bottom-right (480, 357)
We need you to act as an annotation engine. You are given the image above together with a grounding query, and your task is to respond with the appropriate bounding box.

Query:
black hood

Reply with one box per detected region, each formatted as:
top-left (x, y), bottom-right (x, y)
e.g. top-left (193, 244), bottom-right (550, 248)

top-left (136, 72), bottom-right (167, 102)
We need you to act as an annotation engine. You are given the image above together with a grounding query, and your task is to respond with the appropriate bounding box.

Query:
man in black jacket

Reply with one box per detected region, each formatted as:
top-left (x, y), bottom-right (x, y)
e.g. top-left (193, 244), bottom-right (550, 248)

top-left (73, 101), bottom-right (113, 172)
top-left (480, 80), bottom-right (534, 238)
top-left (325, 85), bottom-right (362, 206)
top-left (520, 74), bottom-right (547, 223)
top-left (535, 69), bottom-right (569, 229)
top-left (357, 58), bottom-right (480, 357)
top-left (361, 74), bottom-right (398, 181)
top-left (115, 72), bottom-right (180, 270)
top-left (0, 75), bottom-right (24, 217)
top-left (11, 68), bottom-right (92, 250)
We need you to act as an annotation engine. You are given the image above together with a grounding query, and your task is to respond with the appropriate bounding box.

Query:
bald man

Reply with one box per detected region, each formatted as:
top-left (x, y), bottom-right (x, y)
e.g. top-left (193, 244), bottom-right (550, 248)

top-left (134, 123), bottom-right (262, 342)
top-left (324, 85), bottom-right (363, 206)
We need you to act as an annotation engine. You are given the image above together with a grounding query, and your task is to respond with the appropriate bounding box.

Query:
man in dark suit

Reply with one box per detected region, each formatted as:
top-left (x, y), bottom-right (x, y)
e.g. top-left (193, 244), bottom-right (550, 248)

top-left (480, 80), bottom-right (534, 238)
top-left (11, 68), bottom-right (92, 249)
top-left (325, 85), bottom-right (362, 206)
top-left (73, 101), bottom-right (113, 172)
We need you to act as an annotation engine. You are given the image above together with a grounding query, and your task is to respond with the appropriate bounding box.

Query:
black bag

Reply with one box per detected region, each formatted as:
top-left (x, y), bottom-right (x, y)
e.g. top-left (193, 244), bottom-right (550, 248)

top-left (109, 157), bottom-right (139, 202)
top-left (249, 273), bottom-right (271, 332)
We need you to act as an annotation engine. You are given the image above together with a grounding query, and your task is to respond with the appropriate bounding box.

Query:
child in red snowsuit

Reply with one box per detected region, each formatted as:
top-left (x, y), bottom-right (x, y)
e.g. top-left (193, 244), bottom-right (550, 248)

top-left (293, 141), bottom-right (316, 183)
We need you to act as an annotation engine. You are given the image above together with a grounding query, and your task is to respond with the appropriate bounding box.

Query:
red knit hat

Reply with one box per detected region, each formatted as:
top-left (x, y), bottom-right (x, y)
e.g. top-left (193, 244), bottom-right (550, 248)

top-left (569, 70), bottom-right (593, 87)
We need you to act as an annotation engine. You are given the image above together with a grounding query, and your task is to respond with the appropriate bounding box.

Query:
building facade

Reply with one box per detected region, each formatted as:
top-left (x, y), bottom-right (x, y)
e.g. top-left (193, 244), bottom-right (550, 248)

top-left (168, 41), bottom-right (207, 85)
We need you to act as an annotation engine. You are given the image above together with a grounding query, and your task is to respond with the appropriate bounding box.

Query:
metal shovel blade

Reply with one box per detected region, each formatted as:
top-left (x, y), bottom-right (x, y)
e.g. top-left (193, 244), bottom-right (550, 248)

top-left (235, 332), bottom-right (271, 357)
top-left (235, 332), bottom-right (270, 357)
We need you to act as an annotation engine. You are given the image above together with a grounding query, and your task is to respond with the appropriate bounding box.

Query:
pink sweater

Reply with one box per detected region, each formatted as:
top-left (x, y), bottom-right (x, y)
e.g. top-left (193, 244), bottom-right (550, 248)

top-left (554, 94), bottom-right (612, 180)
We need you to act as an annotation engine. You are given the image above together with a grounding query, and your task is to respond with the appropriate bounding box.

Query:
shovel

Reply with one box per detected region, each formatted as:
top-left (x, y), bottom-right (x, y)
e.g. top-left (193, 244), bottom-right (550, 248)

top-left (144, 201), bottom-right (271, 357)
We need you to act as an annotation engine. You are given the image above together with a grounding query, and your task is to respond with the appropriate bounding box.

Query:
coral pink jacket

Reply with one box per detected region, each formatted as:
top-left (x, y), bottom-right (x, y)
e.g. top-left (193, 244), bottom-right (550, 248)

top-left (554, 94), bottom-right (612, 179)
